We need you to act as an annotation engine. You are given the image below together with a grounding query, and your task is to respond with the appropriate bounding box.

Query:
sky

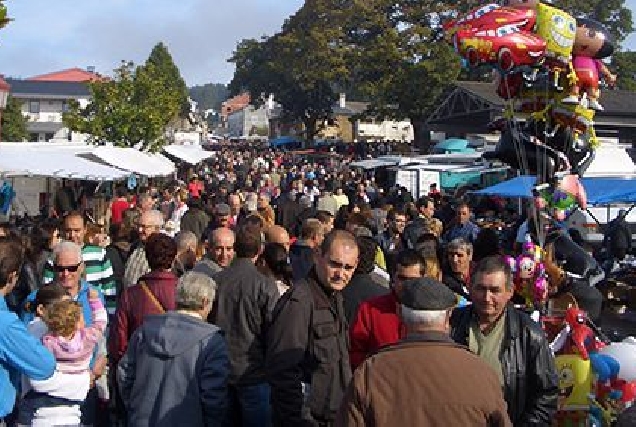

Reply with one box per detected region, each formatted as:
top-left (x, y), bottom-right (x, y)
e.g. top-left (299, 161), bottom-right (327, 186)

top-left (0, 0), bottom-right (635, 87)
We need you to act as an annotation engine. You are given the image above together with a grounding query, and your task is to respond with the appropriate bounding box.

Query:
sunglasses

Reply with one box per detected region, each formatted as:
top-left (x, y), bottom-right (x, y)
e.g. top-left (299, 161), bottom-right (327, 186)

top-left (53, 263), bottom-right (81, 273)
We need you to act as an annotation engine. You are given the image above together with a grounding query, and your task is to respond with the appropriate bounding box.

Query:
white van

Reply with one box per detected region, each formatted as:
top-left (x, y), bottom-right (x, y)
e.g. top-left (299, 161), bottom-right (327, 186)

top-left (566, 205), bottom-right (636, 246)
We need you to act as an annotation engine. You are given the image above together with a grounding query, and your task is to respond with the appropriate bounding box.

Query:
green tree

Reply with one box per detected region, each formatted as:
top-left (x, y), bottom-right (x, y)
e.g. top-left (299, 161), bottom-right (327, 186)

top-left (1, 96), bottom-right (28, 141)
top-left (189, 83), bottom-right (229, 112)
top-left (229, 0), bottom-right (350, 143)
top-left (0, 1), bottom-right (11, 30)
top-left (612, 51), bottom-right (636, 90)
top-left (342, 0), bottom-right (462, 152)
top-left (63, 60), bottom-right (181, 152)
top-left (144, 42), bottom-right (190, 118)
top-left (556, 0), bottom-right (633, 44)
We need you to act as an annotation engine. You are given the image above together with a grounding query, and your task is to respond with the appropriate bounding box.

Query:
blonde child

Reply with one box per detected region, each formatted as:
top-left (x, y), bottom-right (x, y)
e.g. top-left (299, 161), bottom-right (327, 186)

top-left (18, 288), bottom-right (106, 426)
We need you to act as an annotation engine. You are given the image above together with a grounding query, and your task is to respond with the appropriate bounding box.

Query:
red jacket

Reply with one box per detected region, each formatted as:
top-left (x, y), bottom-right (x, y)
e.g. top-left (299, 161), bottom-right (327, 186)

top-left (349, 292), bottom-right (405, 370)
top-left (109, 270), bottom-right (178, 363)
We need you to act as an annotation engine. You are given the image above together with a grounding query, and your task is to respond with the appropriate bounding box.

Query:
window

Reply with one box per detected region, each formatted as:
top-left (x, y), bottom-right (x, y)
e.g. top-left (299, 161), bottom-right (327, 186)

top-left (29, 100), bottom-right (40, 114)
top-left (29, 133), bottom-right (39, 142)
top-left (45, 133), bottom-right (54, 141)
top-left (62, 101), bottom-right (70, 113)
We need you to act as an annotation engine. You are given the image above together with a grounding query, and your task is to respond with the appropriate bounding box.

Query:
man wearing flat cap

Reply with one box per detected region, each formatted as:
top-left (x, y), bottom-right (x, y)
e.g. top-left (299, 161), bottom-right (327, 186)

top-left (336, 277), bottom-right (511, 426)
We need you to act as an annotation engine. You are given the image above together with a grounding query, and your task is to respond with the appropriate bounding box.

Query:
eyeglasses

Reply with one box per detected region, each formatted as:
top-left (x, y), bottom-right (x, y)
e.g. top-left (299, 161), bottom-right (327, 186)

top-left (53, 263), bottom-right (81, 273)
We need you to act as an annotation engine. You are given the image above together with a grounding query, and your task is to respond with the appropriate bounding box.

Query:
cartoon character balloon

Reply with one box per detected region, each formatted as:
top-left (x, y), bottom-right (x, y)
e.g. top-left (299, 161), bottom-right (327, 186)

top-left (562, 18), bottom-right (617, 110)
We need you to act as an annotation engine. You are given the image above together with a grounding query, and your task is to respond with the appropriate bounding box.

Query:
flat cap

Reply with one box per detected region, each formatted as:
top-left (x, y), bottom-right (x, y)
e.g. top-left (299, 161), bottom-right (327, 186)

top-left (401, 278), bottom-right (456, 310)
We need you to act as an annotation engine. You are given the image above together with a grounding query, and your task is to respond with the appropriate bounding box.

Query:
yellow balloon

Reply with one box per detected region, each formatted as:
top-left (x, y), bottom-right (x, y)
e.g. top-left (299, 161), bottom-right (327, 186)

top-left (556, 354), bottom-right (593, 410)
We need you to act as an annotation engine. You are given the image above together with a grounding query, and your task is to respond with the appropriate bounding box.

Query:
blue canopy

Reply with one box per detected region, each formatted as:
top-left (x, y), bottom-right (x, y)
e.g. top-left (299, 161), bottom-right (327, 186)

top-left (433, 138), bottom-right (476, 153)
top-left (269, 136), bottom-right (301, 148)
top-left (475, 175), bottom-right (636, 205)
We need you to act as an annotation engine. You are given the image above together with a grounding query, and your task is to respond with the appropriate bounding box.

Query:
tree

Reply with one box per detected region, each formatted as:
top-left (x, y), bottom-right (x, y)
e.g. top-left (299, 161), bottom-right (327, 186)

top-left (189, 83), bottom-right (229, 112)
top-left (229, 0), bottom-right (351, 143)
top-left (613, 51), bottom-right (636, 90)
top-left (341, 0), bottom-right (462, 152)
top-left (144, 42), bottom-right (190, 118)
top-left (1, 96), bottom-right (28, 141)
top-left (63, 60), bottom-right (181, 152)
top-left (557, 0), bottom-right (633, 44)
top-left (0, 1), bottom-right (11, 30)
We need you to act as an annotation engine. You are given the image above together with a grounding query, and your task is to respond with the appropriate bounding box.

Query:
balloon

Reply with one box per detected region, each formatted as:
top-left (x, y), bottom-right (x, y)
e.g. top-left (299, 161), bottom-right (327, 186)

top-left (590, 353), bottom-right (620, 382)
top-left (555, 354), bottom-right (593, 409)
top-left (620, 381), bottom-right (636, 403)
top-left (564, 18), bottom-right (617, 111)
top-left (484, 126), bottom-right (562, 183)
top-left (546, 229), bottom-right (600, 279)
top-left (599, 340), bottom-right (636, 382)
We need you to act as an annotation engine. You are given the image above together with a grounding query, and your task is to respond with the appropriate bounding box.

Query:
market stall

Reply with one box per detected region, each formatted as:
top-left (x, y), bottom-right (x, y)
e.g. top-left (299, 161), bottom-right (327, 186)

top-left (163, 144), bottom-right (214, 165)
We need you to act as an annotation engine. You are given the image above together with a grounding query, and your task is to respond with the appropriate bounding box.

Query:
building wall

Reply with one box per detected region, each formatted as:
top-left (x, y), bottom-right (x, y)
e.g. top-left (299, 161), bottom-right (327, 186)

top-left (357, 119), bottom-right (414, 142)
top-left (228, 105), bottom-right (270, 137)
top-left (16, 96), bottom-right (89, 142)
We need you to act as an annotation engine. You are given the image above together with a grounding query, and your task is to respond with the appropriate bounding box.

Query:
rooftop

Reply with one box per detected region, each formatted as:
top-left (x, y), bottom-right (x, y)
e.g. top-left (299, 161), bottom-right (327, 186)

top-left (27, 68), bottom-right (104, 83)
top-left (6, 78), bottom-right (91, 99)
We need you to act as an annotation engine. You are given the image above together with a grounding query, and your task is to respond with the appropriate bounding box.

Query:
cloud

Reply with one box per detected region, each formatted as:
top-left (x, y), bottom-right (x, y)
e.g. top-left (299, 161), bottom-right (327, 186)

top-left (0, 0), bottom-right (303, 85)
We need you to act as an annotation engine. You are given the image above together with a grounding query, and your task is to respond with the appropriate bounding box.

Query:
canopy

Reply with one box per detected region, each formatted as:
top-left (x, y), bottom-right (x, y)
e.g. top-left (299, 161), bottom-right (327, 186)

top-left (350, 158), bottom-right (399, 169)
top-left (433, 138), bottom-right (475, 154)
top-left (0, 143), bottom-right (129, 181)
top-left (163, 144), bottom-right (214, 165)
top-left (93, 146), bottom-right (175, 177)
top-left (475, 175), bottom-right (636, 205)
top-left (269, 136), bottom-right (301, 148)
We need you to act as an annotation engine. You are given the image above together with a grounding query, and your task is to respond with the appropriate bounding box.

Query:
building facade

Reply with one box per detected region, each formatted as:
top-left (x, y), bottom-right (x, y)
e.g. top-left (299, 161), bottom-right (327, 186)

top-left (227, 104), bottom-right (270, 138)
top-left (6, 79), bottom-right (91, 142)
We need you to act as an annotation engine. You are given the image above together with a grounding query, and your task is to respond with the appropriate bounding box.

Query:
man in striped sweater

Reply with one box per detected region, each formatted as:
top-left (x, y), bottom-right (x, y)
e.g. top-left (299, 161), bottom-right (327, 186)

top-left (43, 212), bottom-right (116, 310)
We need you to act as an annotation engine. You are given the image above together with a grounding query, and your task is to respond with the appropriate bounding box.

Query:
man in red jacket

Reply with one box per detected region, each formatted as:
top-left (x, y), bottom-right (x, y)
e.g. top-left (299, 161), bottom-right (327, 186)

top-left (349, 249), bottom-right (426, 370)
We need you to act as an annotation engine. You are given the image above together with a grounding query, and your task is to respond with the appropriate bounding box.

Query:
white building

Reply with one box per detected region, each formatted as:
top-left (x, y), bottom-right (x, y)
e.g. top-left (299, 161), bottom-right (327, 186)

top-left (6, 79), bottom-right (90, 142)
top-left (227, 104), bottom-right (271, 138)
top-left (356, 118), bottom-right (414, 142)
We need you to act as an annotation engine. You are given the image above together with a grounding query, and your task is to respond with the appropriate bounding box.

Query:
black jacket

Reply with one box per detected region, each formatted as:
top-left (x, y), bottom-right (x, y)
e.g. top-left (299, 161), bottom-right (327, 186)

top-left (211, 258), bottom-right (279, 386)
top-left (605, 216), bottom-right (632, 255)
top-left (180, 208), bottom-right (210, 241)
top-left (341, 273), bottom-right (388, 324)
top-left (442, 269), bottom-right (471, 301)
top-left (450, 305), bottom-right (558, 426)
top-left (289, 242), bottom-right (315, 280)
top-left (266, 270), bottom-right (352, 425)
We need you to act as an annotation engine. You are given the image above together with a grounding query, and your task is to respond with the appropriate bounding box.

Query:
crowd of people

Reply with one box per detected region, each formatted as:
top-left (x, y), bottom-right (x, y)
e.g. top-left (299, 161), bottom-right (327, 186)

top-left (0, 145), bottom-right (634, 426)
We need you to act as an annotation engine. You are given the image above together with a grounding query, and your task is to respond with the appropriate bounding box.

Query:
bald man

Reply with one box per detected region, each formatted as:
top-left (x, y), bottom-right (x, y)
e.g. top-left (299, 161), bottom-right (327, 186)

top-left (264, 225), bottom-right (291, 252)
top-left (192, 227), bottom-right (235, 278)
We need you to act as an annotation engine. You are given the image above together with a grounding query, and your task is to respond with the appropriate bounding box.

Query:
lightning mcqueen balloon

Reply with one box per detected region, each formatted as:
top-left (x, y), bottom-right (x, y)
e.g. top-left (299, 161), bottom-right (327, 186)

top-left (448, 4), bottom-right (546, 72)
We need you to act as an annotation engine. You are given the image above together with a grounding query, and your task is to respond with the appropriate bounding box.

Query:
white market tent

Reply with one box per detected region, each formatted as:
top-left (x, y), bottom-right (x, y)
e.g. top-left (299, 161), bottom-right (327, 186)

top-left (583, 147), bottom-right (636, 177)
top-left (0, 143), bottom-right (130, 181)
top-left (92, 146), bottom-right (175, 177)
top-left (163, 144), bottom-right (214, 165)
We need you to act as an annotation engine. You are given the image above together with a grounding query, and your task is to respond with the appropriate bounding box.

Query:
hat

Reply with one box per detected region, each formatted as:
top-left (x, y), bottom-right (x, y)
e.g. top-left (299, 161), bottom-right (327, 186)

top-left (215, 203), bottom-right (231, 216)
top-left (400, 278), bottom-right (457, 311)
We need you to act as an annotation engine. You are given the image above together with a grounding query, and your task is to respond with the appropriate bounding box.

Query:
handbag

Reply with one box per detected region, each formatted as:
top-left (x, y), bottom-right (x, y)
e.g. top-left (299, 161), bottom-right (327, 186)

top-left (139, 280), bottom-right (165, 313)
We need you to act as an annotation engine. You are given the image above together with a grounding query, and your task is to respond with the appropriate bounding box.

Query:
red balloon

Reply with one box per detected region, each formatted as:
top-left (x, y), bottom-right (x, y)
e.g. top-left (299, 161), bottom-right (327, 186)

top-left (620, 381), bottom-right (636, 403)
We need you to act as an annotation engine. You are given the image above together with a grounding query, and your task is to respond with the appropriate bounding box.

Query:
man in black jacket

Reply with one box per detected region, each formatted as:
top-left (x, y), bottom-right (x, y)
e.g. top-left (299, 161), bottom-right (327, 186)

top-left (266, 230), bottom-right (359, 425)
top-left (211, 225), bottom-right (280, 425)
top-left (604, 209), bottom-right (632, 270)
top-left (450, 256), bottom-right (558, 426)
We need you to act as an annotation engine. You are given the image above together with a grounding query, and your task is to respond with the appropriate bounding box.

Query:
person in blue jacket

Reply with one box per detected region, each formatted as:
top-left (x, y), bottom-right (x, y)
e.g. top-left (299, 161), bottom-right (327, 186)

top-left (0, 236), bottom-right (56, 421)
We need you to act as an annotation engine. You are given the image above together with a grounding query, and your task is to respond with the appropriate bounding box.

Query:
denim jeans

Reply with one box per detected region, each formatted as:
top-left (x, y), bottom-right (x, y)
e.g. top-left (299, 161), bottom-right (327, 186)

top-left (230, 383), bottom-right (271, 427)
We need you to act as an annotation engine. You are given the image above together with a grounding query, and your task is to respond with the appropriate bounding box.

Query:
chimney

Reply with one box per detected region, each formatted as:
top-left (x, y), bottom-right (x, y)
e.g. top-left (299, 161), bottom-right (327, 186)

top-left (339, 93), bottom-right (346, 109)
top-left (87, 66), bottom-right (96, 73)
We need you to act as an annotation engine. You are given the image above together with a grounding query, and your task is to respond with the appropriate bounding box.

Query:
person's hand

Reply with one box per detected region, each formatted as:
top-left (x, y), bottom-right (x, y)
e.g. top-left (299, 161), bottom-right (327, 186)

top-left (88, 288), bottom-right (99, 300)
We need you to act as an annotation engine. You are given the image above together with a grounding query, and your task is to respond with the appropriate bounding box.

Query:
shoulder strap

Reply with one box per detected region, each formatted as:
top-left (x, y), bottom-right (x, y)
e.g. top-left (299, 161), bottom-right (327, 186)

top-left (139, 280), bottom-right (165, 314)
